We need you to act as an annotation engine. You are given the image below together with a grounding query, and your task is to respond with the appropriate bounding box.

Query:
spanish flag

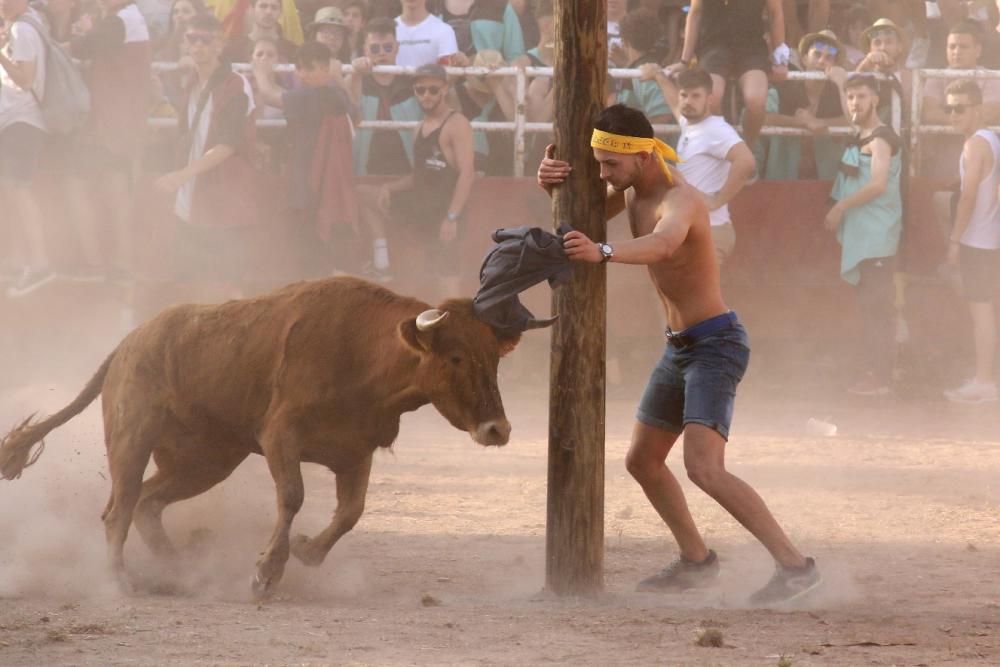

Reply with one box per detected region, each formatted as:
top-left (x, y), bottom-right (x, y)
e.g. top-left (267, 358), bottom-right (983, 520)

top-left (207, 0), bottom-right (304, 46)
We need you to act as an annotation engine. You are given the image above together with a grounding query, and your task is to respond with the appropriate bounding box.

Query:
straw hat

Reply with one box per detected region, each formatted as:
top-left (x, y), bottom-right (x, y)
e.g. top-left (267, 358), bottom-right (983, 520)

top-left (798, 29), bottom-right (845, 65)
top-left (308, 6), bottom-right (348, 32)
top-left (861, 17), bottom-right (905, 52)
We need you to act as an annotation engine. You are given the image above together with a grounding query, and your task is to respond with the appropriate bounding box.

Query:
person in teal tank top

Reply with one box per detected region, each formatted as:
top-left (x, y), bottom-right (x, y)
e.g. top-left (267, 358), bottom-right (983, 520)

top-left (825, 74), bottom-right (902, 397)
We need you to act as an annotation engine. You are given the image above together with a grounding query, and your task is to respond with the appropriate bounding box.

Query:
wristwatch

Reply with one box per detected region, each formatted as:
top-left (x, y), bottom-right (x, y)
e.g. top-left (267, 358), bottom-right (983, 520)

top-left (598, 242), bottom-right (614, 263)
top-left (446, 211), bottom-right (460, 222)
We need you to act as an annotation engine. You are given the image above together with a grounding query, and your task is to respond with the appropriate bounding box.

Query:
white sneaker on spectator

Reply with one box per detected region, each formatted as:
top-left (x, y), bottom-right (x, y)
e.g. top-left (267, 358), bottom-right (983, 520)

top-left (944, 379), bottom-right (998, 404)
top-left (5, 267), bottom-right (57, 298)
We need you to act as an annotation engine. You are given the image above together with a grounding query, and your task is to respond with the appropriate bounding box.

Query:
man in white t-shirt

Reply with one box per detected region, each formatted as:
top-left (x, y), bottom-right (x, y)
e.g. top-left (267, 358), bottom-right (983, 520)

top-left (0, 0), bottom-right (54, 297)
top-left (642, 64), bottom-right (756, 265)
top-left (395, 0), bottom-right (458, 67)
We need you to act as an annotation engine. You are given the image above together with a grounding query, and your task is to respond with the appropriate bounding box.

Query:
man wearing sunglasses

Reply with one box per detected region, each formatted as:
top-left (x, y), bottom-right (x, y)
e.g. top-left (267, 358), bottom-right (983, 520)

top-left (358, 63), bottom-right (474, 297)
top-left (763, 29), bottom-right (849, 180)
top-left (940, 79), bottom-right (1000, 404)
top-left (347, 18), bottom-right (423, 280)
top-left (824, 73), bottom-right (902, 397)
top-left (154, 13), bottom-right (260, 289)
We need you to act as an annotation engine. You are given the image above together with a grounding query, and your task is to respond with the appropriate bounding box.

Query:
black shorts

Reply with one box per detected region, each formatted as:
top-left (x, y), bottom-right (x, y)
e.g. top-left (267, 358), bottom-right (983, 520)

top-left (960, 244), bottom-right (1000, 302)
top-left (697, 43), bottom-right (771, 79)
top-left (0, 122), bottom-right (47, 184)
top-left (390, 189), bottom-right (462, 276)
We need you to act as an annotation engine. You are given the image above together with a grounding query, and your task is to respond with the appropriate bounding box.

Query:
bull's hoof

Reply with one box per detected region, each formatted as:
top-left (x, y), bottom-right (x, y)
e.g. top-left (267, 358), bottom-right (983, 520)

top-left (290, 534), bottom-right (325, 567)
top-left (251, 571), bottom-right (276, 601)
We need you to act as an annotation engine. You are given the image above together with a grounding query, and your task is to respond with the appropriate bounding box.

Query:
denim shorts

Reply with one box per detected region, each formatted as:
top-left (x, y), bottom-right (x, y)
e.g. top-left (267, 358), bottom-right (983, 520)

top-left (636, 313), bottom-right (750, 441)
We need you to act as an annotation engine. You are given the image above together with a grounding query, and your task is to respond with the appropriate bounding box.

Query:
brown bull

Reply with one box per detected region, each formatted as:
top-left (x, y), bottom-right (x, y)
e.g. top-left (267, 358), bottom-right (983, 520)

top-left (0, 277), bottom-right (540, 598)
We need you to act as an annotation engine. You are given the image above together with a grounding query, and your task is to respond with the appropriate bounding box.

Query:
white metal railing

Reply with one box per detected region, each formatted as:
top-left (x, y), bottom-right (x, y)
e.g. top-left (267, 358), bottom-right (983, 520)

top-left (150, 64), bottom-right (896, 176)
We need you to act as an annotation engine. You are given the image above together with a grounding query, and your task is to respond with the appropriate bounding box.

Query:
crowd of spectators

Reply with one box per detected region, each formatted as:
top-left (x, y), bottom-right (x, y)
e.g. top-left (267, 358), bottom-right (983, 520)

top-left (0, 0), bottom-right (998, 400)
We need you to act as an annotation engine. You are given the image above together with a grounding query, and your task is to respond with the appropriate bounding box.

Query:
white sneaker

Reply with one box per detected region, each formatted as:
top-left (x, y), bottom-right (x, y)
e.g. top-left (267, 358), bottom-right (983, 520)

top-left (945, 379), bottom-right (999, 404)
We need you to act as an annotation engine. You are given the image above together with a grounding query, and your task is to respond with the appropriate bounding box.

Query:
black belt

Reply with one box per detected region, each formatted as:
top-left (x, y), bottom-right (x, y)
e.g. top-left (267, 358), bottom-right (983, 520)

top-left (665, 311), bottom-right (738, 348)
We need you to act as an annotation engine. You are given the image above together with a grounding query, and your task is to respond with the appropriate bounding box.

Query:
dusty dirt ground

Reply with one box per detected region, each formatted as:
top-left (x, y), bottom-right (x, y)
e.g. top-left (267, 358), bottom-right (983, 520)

top-left (1, 348), bottom-right (999, 667)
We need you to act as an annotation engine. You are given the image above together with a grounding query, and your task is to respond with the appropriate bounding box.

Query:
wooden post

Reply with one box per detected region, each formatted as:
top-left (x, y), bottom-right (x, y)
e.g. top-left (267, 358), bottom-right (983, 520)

top-left (546, 0), bottom-right (607, 596)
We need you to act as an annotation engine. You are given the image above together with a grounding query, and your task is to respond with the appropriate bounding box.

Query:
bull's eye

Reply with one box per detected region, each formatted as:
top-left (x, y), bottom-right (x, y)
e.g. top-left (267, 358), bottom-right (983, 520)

top-left (449, 355), bottom-right (463, 366)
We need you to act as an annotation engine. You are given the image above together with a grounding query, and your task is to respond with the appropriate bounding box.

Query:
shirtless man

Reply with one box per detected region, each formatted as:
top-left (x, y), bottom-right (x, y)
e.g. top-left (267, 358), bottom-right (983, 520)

top-left (537, 103), bottom-right (821, 605)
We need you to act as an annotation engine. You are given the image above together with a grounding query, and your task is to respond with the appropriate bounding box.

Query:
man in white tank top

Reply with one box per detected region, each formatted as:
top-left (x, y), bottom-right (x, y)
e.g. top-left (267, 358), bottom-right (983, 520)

top-left (943, 79), bottom-right (1000, 404)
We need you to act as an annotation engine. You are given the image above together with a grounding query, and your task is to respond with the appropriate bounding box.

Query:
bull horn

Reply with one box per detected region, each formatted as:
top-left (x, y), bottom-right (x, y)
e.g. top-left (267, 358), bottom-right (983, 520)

top-left (524, 315), bottom-right (559, 330)
top-left (416, 309), bottom-right (450, 331)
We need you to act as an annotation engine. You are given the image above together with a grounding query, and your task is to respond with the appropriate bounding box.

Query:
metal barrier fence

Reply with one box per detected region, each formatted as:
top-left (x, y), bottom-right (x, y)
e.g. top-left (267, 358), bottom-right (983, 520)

top-left (150, 64), bottom-right (902, 177)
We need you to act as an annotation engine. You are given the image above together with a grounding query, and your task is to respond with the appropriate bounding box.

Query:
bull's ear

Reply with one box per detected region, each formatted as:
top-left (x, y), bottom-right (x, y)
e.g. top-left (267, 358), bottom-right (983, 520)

top-left (497, 332), bottom-right (521, 357)
top-left (398, 319), bottom-right (432, 353)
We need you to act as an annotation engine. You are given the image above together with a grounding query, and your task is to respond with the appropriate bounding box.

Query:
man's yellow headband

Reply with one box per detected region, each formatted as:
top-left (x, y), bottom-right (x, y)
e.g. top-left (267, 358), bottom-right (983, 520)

top-left (590, 129), bottom-right (681, 183)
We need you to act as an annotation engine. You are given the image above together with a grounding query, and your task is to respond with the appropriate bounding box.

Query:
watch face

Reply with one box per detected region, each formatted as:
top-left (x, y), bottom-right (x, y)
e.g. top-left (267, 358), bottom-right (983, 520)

top-left (601, 244), bottom-right (613, 256)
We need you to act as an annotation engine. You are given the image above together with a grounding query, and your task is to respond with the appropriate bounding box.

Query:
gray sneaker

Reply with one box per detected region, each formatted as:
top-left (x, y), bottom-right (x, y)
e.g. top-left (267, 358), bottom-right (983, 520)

top-left (749, 557), bottom-right (822, 605)
top-left (636, 550), bottom-right (720, 592)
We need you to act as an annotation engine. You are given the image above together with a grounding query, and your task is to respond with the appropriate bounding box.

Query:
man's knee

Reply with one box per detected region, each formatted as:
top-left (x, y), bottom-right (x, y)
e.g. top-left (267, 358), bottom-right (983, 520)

top-left (685, 458), bottom-right (726, 492)
top-left (626, 437), bottom-right (670, 482)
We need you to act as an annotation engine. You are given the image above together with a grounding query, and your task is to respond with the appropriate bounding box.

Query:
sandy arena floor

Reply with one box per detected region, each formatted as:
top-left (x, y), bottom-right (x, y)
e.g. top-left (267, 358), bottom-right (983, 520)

top-left (0, 357), bottom-right (998, 666)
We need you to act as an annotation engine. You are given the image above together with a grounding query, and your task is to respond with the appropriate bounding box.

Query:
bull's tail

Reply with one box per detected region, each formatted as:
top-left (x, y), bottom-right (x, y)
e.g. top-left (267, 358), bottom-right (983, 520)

top-left (0, 348), bottom-right (118, 480)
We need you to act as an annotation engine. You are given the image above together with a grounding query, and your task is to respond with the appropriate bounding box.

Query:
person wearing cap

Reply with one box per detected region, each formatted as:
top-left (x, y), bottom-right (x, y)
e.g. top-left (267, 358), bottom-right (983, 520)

top-left (221, 0), bottom-right (297, 63)
top-left (763, 29), bottom-right (849, 180)
top-left (307, 6), bottom-right (351, 62)
top-left (672, 0), bottom-right (789, 150)
top-left (537, 103), bottom-right (822, 605)
top-left (357, 62), bottom-right (474, 295)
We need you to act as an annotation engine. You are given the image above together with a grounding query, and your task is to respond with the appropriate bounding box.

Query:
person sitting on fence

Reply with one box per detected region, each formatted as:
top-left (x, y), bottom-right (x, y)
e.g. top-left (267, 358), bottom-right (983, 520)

top-left (395, 0), bottom-right (459, 66)
top-left (154, 13), bottom-right (261, 292)
top-left (357, 63), bottom-right (474, 295)
top-left (347, 17), bottom-right (422, 176)
top-left (453, 48), bottom-right (516, 175)
top-left (922, 19), bottom-right (1000, 182)
top-left (254, 40), bottom-right (359, 279)
top-left (221, 0), bottom-right (296, 63)
top-left (0, 0), bottom-right (54, 297)
top-left (609, 9), bottom-right (672, 128)
top-left (66, 0), bottom-right (151, 284)
top-left (673, 0), bottom-right (789, 152)
top-left (763, 29), bottom-right (849, 180)
top-left (824, 71), bottom-right (902, 397)
top-left (938, 79), bottom-right (1000, 404)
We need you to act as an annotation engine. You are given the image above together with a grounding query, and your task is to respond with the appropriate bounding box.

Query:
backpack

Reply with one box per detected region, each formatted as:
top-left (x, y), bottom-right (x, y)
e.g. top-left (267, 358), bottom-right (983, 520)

top-left (16, 13), bottom-right (91, 135)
